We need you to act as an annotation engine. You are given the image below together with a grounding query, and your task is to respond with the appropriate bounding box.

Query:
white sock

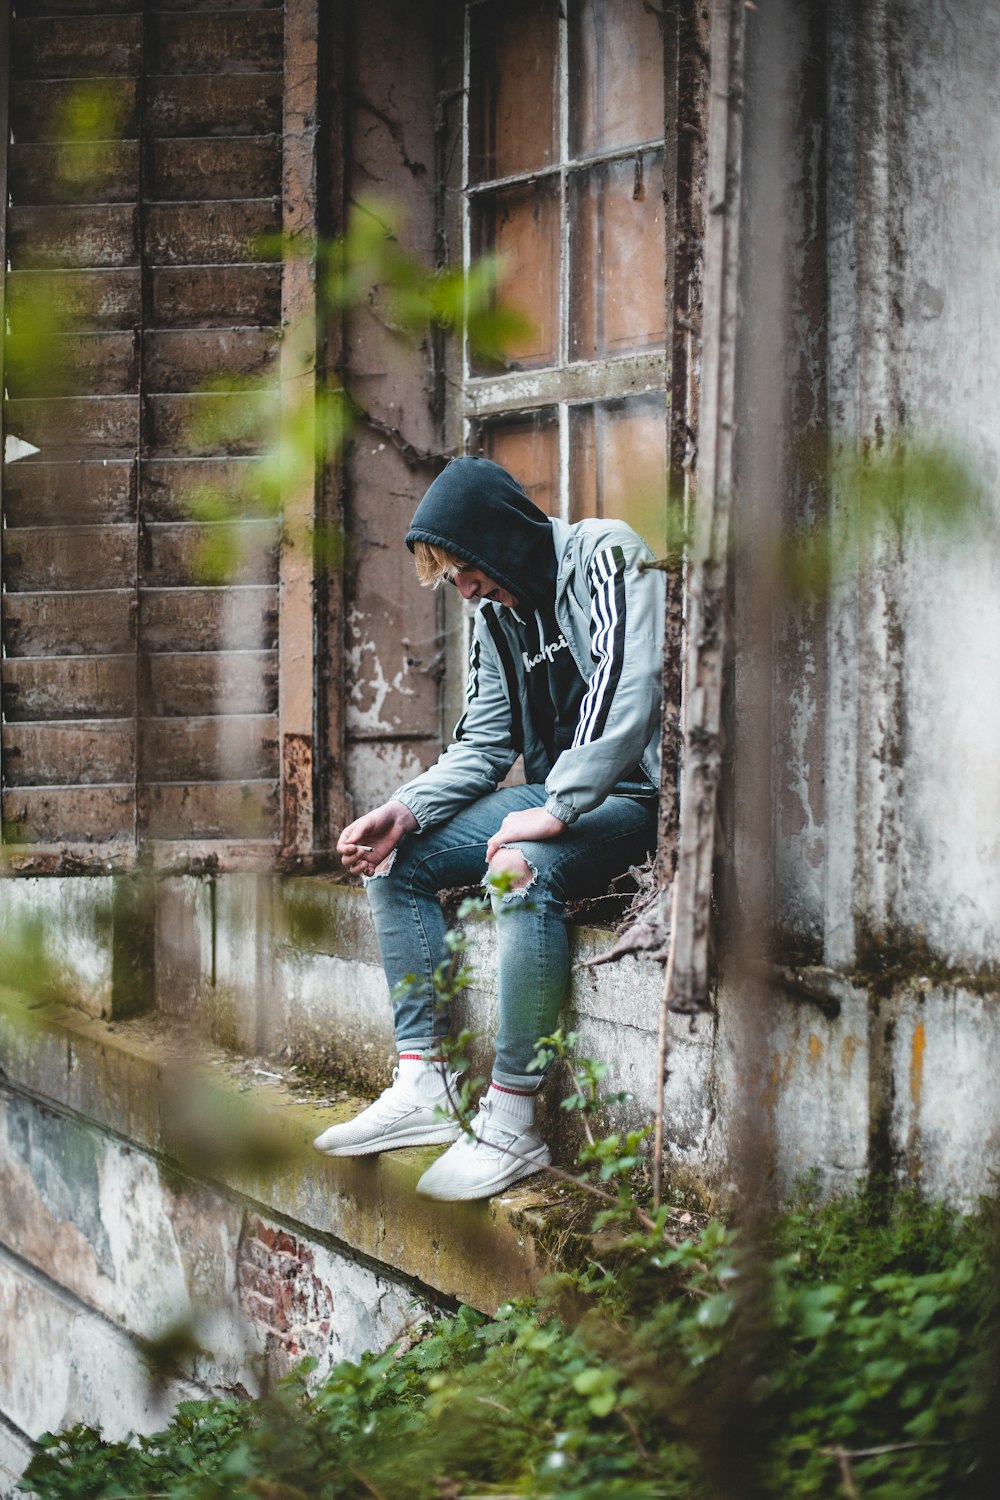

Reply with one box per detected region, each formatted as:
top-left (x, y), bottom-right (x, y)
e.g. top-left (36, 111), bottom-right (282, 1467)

top-left (486, 1081), bottom-right (537, 1126)
top-left (397, 1051), bottom-right (451, 1099)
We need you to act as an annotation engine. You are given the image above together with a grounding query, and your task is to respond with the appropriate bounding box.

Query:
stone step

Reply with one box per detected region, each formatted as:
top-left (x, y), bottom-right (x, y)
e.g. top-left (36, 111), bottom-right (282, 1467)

top-left (0, 994), bottom-right (556, 1315)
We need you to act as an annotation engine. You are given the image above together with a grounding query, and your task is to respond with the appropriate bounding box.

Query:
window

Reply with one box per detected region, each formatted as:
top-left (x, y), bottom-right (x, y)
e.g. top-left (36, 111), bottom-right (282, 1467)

top-left (454, 0), bottom-right (671, 560)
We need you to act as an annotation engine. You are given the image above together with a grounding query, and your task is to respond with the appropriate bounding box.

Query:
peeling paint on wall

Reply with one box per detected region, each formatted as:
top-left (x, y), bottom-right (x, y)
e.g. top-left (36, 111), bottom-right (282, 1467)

top-left (4, 1095), bottom-right (114, 1280)
top-left (345, 739), bottom-right (438, 811)
top-left (345, 605), bottom-right (417, 734)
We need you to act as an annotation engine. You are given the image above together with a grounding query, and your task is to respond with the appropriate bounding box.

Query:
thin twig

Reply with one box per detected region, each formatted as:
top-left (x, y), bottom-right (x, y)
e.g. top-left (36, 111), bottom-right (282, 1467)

top-left (828, 1447), bottom-right (861, 1500)
top-left (565, 1059), bottom-right (598, 1149)
top-left (474, 1396), bottom-right (513, 1415)
top-left (821, 1439), bottom-right (962, 1459)
top-left (618, 1406), bottom-right (653, 1461)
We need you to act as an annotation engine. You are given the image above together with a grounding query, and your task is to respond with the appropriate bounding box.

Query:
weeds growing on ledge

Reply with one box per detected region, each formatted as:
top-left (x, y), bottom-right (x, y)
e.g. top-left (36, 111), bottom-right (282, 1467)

top-left (20, 1160), bottom-right (999, 1498)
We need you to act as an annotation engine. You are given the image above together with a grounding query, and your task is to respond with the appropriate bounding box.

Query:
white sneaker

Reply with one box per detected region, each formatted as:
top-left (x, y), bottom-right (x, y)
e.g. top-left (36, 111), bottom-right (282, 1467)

top-left (313, 1066), bottom-right (461, 1157)
top-left (415, 1096), bottom-right (551, 1200)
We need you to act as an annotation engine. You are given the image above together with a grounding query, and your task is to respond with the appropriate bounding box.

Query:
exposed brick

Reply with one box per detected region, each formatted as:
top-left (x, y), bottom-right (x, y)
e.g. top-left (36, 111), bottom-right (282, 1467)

top-left (240, 1237), bottom-right (273, 1272)
top-left (240, 1289), bottom-right (277, 1326)
top-left (237, 1263), bottom-right (274, 1298)
top-left (272, 1252), bottom-right (300, 1276)
top-left (237, 1215), bottom-right (334, 1342)
top-left (270, 1284), bottom-right (294, 1331)
top-left (250, 1219), bottom-right (277, 1251)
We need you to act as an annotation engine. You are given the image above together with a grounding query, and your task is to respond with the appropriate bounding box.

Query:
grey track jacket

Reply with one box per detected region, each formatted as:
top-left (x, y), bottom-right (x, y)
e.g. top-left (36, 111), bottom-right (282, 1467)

top-left (392, 516), bottom-right (665, 830)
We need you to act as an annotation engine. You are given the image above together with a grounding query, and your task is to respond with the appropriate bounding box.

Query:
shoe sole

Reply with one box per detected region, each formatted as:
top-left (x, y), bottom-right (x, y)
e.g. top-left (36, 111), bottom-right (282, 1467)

top-left (314, 1123), bottom-right (461, 1158)
top-left (416, 1146), bottom-right (552, 1200)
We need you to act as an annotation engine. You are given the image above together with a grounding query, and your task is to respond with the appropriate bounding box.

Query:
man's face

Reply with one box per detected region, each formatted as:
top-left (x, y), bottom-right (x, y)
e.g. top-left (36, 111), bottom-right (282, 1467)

top-left (452, 565), bottom-right (517, 609)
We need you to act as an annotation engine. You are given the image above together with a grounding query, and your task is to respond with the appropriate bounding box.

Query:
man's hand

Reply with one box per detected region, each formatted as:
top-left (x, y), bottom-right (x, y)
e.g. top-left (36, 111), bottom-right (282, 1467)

top-left (338, 800), bottom-right (418, 876)
top-left (485, 808), bottom-right (566, 865)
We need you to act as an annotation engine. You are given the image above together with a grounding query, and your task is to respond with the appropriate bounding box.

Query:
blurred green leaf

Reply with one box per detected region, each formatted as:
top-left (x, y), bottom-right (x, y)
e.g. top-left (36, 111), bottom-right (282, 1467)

top-left (784, 438), bottom-right (989, 598)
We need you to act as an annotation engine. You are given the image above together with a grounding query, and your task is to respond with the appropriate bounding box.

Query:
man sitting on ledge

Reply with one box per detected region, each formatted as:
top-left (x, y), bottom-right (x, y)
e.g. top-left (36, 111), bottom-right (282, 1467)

top-left (314, 456), bottom-right (665, 1201)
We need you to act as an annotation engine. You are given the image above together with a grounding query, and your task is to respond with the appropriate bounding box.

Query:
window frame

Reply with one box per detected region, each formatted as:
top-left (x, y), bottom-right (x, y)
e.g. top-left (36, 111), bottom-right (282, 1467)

top-left (441, 0), bottom-right (722, 1013)
top-left (457, 0), bottom-right (671, 524)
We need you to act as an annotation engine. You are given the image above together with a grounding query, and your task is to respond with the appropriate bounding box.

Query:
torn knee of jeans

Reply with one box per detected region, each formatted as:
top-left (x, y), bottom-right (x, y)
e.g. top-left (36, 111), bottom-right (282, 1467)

top-left (483, 846), bottom-right (537, 902)
top-left (363, 848), bottom-right (398, 882)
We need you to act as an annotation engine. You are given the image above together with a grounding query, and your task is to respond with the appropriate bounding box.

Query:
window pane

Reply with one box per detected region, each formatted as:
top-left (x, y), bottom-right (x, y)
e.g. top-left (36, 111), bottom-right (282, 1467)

top-left (471, 180), bottom-right (559, 372)
top-left (469, 0), bottom-right (558, 182)
top-left (569, 0), bottom-right (665, 158)
top-left (570, 394), bottom-right (667, 555)
top-left (569, 150), bottom-right (666, 360)
top-left (475, 409), bottom-right (559, 516)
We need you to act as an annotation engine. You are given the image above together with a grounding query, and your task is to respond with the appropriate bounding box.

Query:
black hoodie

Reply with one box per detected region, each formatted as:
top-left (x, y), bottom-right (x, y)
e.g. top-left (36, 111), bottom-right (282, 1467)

top-left (405, 456), bottom-right (557, 611)
top-left (406, 457), bottom-right (584, 768)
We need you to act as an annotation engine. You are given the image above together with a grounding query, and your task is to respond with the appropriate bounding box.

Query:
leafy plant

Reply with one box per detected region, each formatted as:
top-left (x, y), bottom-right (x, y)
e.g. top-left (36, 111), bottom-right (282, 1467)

top-left (21, 1184), bottom-right (995, 1499)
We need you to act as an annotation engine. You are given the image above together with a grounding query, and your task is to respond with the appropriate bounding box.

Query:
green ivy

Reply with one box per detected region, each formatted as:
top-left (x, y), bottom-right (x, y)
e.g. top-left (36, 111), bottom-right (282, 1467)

top-left (21, 1185), bottom-right (996, 1500)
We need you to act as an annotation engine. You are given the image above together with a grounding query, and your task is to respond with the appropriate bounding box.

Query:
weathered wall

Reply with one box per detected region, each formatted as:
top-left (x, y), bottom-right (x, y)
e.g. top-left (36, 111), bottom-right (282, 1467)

top-left (891, 0), bottom-right (1000, 963)
top-left (340, 0), bottom-right (447, 817)
top-left (739, 0), bottom-right (1000, 976)
top-left (0, 1070), bottom-right (427, 1494)
top-left (4, 876), bottom-right (1000, 1475)
top-left (6, 871), bottom-right (1000, 1209)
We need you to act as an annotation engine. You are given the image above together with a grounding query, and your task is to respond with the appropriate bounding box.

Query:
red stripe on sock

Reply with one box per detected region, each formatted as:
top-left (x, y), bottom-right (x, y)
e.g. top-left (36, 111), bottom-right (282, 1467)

top-left (491, 1081), bottom-right (535, 1097)
top-left (399, 1052), bottom-right (445, 1063)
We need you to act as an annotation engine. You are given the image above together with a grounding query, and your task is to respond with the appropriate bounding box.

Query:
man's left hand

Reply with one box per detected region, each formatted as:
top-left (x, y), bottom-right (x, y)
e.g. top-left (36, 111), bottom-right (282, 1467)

top-left (485, 808), bottom-right (566, 865)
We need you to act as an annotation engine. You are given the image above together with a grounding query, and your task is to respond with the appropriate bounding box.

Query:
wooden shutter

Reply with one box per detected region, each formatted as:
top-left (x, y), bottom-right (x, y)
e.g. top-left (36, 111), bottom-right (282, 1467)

top-left (0, 0), bottom-right (324, 871)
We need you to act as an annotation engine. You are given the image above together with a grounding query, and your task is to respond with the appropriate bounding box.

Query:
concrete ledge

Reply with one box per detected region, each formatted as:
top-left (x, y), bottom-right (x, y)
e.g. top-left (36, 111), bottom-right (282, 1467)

top-left (8, 872), bottom-right (1000, 1218)
top-left (0, 997), bottom-right (557, 1314)
top-left (154, 874), bottom-right (717, 1168)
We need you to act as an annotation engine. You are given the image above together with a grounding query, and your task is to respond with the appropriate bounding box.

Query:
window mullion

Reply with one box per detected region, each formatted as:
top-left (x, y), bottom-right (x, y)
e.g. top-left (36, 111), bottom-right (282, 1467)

top-left (557, 0), bottom-right (570, 383)
top-left (461, 3), bottom-right (473, 390)
top-left (558, 1), bottom-right (572, 519)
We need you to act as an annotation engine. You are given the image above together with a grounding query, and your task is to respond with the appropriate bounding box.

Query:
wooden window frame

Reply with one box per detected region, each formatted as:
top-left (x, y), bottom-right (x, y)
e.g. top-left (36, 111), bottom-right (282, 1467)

top-left (440, 0), bottom-right (724, 1014)
top-left (457, 0), bottom-right (670, 515)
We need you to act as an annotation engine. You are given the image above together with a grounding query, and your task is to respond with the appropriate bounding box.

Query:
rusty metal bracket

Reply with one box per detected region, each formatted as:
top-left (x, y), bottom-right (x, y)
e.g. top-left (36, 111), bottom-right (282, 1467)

top-left (281, 731), bottom-right (314, 859)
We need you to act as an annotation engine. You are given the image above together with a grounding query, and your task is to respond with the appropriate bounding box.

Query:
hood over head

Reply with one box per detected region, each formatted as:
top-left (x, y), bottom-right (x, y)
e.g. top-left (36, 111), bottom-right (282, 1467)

top-left (405, 456), bottom-right (555, 609)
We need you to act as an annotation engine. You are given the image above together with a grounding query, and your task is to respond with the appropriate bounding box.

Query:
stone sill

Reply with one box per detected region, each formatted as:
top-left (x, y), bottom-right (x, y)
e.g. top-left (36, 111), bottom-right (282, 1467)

top-left (7, 870), bottom-right (1000, 1211)
top-left (0, 995), bottom-right (564, 1315)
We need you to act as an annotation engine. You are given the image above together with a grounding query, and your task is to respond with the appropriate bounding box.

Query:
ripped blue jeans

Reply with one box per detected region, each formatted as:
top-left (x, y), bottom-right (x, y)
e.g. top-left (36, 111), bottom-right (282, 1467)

top-left (363, 783), bottom-right (657, 1089)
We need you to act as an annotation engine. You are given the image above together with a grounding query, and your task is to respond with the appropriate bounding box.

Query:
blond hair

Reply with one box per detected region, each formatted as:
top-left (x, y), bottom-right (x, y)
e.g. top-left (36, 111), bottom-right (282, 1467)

top-left (412, 540), bottom-right (464, 589)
